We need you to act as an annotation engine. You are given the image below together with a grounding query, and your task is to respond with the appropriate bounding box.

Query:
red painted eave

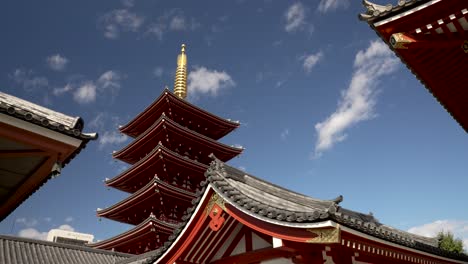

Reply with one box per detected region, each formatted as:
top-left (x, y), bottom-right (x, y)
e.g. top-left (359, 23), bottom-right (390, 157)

top-left (369, 1), bottom-right (468, 132)
top-left (97, 178), bottom-right (195, 225)
top-left (89, 216), bottom-right (176, 251)
top-left (119, 90), bottom-right (240, 139)
top-left (106, 143), bottom-right (207, 193)
top-left (113, 115), bottom-right (243, 165)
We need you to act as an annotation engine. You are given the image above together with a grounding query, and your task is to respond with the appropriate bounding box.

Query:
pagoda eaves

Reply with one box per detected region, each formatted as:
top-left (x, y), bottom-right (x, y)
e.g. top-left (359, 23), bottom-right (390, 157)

top-left (119, 90), bottom-right (240, 140)
top-left (97, 177), bottom-right (196, 225)
top-left (90, 215), bottom-right (177, 254)
top-left (112, 114), bottom-right (243, 165)
top-left (106, 143), bottom-right (208, 193)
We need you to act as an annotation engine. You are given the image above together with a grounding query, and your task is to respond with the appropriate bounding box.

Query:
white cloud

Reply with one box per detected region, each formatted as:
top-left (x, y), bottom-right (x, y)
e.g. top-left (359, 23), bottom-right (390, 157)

top-left (89, 112), bottom-right (106, 130)
top-left (99, 131), bottom-right (128, 149)
top-left (284, 2), bottom-right (306, 32)
top-left (145, 10), bottom-right (199, 40)
top-left (53, 84), bottom-right (73, 96)
top-left (313, 40), bottom-right (398, 157)
top-left (281, 129), bottom-right (289, 140)
top-left (169, 15), bottom-right (186, 31)
top-left (101, 9), bottom-right (144, 39)
top-left (302, 51), bottom-right (323, 73)
top-left (46, 54), bottom-right (68, 71)
top-left (57, 224), bottom-right (75, 231)
top-left (318, 0), bottom-right (349, 13)
top-left (121, 0), bottom-right (135, 7)
top-left (188, 66), bottom-right (235, 97)
top-left (97, 70), bottom-right (122, 96)
top-left (18, 228), bottom-right (48, 240)
top-left (146, 23), bottom-right (165, 40)
top-left (65, 216), bottom-right (74, 222)
top-left (10, 69), bottom-right (48, 91)
top-left (408, 220), bottom-right (468, 250)
top-left (16, 217), bottom-right (38, 227)
top-left (153, 67), bottom-right (164, 78)
top-left (73, 82), bottom-right (97, 104)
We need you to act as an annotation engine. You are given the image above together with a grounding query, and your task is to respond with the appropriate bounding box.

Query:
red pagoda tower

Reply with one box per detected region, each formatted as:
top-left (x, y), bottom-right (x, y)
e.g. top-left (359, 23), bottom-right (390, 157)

top-left (90, 44), bottom-right (243, 254)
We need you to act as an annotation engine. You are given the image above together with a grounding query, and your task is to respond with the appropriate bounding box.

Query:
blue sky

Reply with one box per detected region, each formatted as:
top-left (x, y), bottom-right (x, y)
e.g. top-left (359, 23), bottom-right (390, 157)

top-left (1, 0), bottom-right (467, 249)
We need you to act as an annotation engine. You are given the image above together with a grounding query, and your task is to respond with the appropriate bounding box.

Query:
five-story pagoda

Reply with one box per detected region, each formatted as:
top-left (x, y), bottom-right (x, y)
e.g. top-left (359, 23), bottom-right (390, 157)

top-left (90, 45), bottom-right (243, 254)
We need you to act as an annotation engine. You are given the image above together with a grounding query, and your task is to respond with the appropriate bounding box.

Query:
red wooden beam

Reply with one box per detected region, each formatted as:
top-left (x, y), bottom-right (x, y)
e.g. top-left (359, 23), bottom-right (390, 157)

top-left (0, 149), bottom-right (47, 158)
top-left (210, 246), bottom-right (296, 264)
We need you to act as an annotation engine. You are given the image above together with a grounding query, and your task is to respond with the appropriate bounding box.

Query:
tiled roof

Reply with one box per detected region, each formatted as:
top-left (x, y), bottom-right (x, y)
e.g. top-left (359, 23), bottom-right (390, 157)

top-left (0, 91), bottom-right (97, 142)
top-left (0, 235), bottom-right (132, 264)
top-left (359, 0), bottom-right (432, 22)
top-left (117, 158), bottom-right (468, 264)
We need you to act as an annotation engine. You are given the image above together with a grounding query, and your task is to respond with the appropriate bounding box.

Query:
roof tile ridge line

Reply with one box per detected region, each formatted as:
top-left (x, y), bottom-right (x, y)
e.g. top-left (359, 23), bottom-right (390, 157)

top-left (0, 234), bottom-right (133, 257)
top-left (0, 91), bottom-right (80, 128)
top-left (331, 212), bottom-right (418, 247)
top-left (89, 215), bottom-right (177, 248)
top-left (165, 90), bottom-right (241, 126)
top-left (359, 0), bottom-right (426, 21)
top-left (0, 100), bottom-right (97, 140)
top-left (361, 12), bottom-right (467, 133)
top-left (206, 158), bottom-right (331, 223)
top-left (222, 161), bottom-right (341, 208)
top-left (106, 142), bottom-right (207, 186)
top-left (113, 113), bottom-right (243, 159)
top-left (338, 216), bottom-right (468, 260)
top-left (97, 177), bottom-right (160, 216)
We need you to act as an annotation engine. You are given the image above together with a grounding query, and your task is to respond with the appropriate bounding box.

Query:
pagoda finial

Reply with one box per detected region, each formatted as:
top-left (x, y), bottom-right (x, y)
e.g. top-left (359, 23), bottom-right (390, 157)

top-left (174, 44), bottom-right (188, 99)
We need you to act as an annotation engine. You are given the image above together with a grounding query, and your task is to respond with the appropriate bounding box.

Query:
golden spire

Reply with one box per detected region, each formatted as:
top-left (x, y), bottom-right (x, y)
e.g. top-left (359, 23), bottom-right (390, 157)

top-left (174, 44), bottom-right (188, 99)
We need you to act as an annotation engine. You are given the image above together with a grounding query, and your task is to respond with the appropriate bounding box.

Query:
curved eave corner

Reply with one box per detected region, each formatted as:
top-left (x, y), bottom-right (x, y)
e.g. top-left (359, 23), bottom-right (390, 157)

top-left (119, 89), bottom-right (240, 138)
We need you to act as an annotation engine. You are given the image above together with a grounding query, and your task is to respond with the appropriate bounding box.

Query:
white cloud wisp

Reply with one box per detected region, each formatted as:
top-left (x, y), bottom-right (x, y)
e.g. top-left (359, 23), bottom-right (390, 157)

top-left (188, 67), bottom-right (235, 97)
top-left (302, 51), bottom-right (323, 73)
top-left (99, 131), bottom-right (128, 149)
top-left (313, 40), bottom-right (398, 157)
top-left (46, 54), bottom-right (68, 71)
top-left (284, 2), bottom-right (306, 32)
top-left (318, 0), bottom-right (349, 13)
top-left (101, 9), bottom-right (144, 39)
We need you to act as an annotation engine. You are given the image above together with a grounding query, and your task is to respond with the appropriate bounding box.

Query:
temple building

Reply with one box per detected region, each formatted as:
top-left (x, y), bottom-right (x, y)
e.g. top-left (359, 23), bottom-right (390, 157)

top-left (0, 92), bottom-right (97, 222)
top-left (90, 44), bottom-right (243, 254)
top-left (93, 45), bottom-right (467, 263)
top-left (359, 0), bottom-right (468, 132)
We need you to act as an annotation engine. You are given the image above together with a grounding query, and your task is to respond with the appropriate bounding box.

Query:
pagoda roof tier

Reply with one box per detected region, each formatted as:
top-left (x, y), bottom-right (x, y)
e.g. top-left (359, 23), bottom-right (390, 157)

top-left (106, 143), bottom-right (208, 194)
top-left (113, 114), bottom-right (243, 165)
top-left (89, 215), bottom-right (177, 254)
top-left (360, 0), bottom-right (468, 132)
top-left (119, 89), bottom-right (240, 140)
top-left (97, 177), bottom-right (196, 226)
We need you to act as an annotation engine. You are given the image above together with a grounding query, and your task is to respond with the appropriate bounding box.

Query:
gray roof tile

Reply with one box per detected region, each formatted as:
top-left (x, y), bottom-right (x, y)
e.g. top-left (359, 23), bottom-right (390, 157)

top-left (0, 235), bottom-right (132, 264)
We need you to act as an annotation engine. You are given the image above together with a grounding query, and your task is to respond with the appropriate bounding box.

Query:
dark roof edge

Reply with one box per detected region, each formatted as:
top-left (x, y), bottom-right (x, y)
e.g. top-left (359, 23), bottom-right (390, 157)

top-left (88, 215), bottom-right (178, 248)
top-left (0, 93), bottom-right (98, 141)
top-left (359, 0), bottom-right (432, 23)
top-left (359, 1), bottom-right (468, 133)
top-left (0, 234), bottom-right (133, 258)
